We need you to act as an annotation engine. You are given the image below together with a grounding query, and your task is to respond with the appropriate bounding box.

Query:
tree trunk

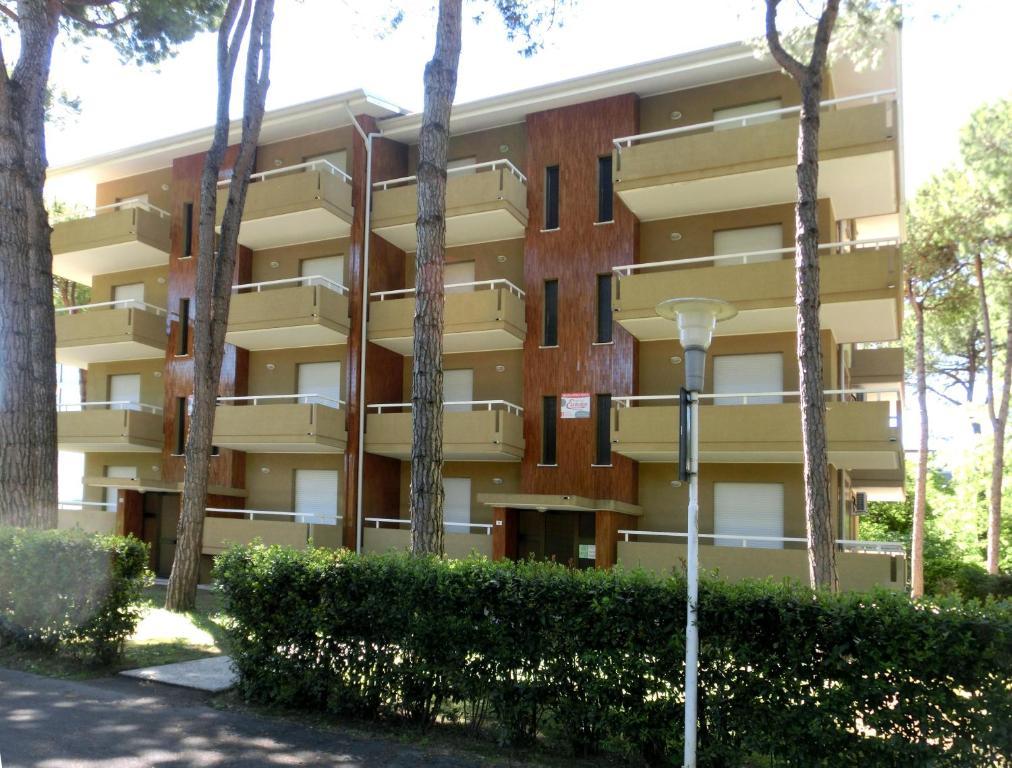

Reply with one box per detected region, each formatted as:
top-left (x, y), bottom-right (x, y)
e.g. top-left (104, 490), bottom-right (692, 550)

top-left (165, 0), bottom-right (272, 611)
top-left (766, 0), bottom-right (840, 591)
top-left (908, 284), bottom-right (927, 597)
top-left (0, 3), bottom-right (60, 529)
top-left (410, 0), bottom-right (463, 556)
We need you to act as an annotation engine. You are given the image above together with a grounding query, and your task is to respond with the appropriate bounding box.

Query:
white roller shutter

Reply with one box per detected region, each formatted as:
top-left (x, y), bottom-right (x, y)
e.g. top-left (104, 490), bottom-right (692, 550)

top-left (713, 353), bottom-right (783, 406)
top-left (444, 260), bottom-right (475, 293)
top-left (104, 465), bottom-right (136, 510)
top-left (714, 224), bottom-right (783, 266)
top-left (713, 98), bottom-right (782, 131)
top-left (447, 156), bottom-right (477, 174)
top-left (714, 482), bottom-right (784, 549)
top-left (443, 369), bottom-right (474, 413)
top-left (112, 283), bottom-right (145, 306)
top-left (300, 255), bottom-right (344, 286)
top-left (297, 361), bottom-right (341, 406)
top-left (444, 478), bottom-right (472, 531)
top-left (306, 150), bottom-right (347, 174)
top-left (108, 374), bottom-right (141, 410)
top-left (294, 469), bottom-right (338, 524)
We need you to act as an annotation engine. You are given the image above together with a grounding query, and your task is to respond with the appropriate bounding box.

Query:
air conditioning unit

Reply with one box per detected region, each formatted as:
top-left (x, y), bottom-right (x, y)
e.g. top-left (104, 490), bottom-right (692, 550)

top-left (854, 492), bottom-right (868, 515)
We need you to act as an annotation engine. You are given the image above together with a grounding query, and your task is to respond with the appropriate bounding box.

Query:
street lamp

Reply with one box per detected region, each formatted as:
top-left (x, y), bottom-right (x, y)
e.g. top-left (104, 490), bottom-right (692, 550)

top-left (655, 297), bottom-right (736, 768)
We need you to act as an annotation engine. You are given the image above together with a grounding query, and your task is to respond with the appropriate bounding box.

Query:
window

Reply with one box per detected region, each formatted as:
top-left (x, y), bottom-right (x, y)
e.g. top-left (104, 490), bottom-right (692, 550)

top-left (182, 202), bottom-right (194, 257)
top-left (542, 396), bottom-right (557, 465)
top-left (596, 274), bottom-right (612, 343)
top-left (713, 353), bottom-right (784, 405)
top-left (713, 224), bottom-right (783, 267)
top-left (712, 98), bottom-right (783, 131)
top-left (294, 469), bottom-right (339, 524)
top-left (176, 298), bottom-right (190, 356)
top-left (544, 165), bottom-right (560, 230)
top-left (444, 478), bottom-right (472, 531)
top-left (543, 279), bottom-right (559, 346)
top-left (444, 260), bottom-right (476, 294)
top-left (297, 361), bottom-right (342, 405)
top-left (595, 394), bottom-right (611, 466)
top-left (714, 482), bottom-right (784, 548)
top-left (173, 397), bottom-right (187, 455)
top-left (443, 369), bottom-right (474, 413)
top-left (113, 283), bottom-right (144, 307)
top-left (300, 255), bottom-right (344, 286)
top-left (108, 374), bottom-right (140, 410)
top-left (597, 156), bottom-right (613, 223)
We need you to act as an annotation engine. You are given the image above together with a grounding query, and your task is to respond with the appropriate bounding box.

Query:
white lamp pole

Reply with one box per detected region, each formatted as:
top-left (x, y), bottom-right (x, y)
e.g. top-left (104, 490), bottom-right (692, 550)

top-left (655, 297), bottom-right (737, 768)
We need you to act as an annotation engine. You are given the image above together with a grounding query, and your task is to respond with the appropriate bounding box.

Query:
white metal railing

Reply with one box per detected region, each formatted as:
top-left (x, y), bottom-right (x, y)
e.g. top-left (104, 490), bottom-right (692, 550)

top-left (218, 159), bottom-right (352, 187)
top-left (373, 158), bottom-right (528, 190)
top-left (365, 517), bottom-right (493, 535)
top-left (216, 394), bottom-right (345, 409)
top-left (613, 388), bottom-right (900, 428)
top-left (613, 88), bottom-right (897, 150)
top-left (368, 399), bottom-right (524, 416)
top-left (58, 500), bottom-right (116, 511)
top-left (207, 506), bottom-right (342, 524)
top-left (370, 278), bottom-right (525, 301)
top-left (618, 529), bottom-right (905, 555)
top-left (612, 238), bottom-right (899, 277)
top-left (232, 274), bottom-right (348, 296)
top-left (66, 199), bottom-right (171, 221)
top-left (56, 401), bottom-right (163, 415)
top-left (55, 299), bottom-right (168, 317)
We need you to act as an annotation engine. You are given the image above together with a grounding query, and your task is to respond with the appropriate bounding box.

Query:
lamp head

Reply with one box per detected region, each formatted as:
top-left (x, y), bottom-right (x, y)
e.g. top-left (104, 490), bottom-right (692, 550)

top-left (655, 298), bottom-right (737, 392)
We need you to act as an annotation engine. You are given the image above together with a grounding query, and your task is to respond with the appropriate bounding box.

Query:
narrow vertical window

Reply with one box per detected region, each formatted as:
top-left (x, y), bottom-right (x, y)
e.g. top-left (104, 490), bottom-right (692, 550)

top-left (596, 274), bottom-right (612, 343)
top-left (542, 396), bottom-right (557, 465)
top-left (595, 394), bottom-right (612, 466)
top-left (543, 279), bottom-right (558, 346)
top-left (597, 156), bottom-right (613, 223)
top-left (544, 165), bottom-right (560, 230)
top-left (174, 397), bottom-right (187, 455)
top-left (182, 202), bottom-right (194, 257)
top-left (177, 298), bottom-right (190, 356)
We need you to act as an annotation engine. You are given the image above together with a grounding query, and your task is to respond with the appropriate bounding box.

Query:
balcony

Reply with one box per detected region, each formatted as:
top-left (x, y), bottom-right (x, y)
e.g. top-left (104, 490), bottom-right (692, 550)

top-left (51, 201), bottom-right (171, 285)
top-left (200, 508), bottom-right (341, 555)
top-left (56, 501), bottom-right (116, 535)
top-left (365, 400), bottom-right (524, 461)
top-left (610, 388), bottom-right (902, 470)
top-left (372, 160), bottom-right (528, 252)
top-left (850, 347), bottom-right (904, 388)
top-left (57, 402), bottom-right (164, 453)
top-left (616, 531), bottom-right (905, 591)
top-left (218, 160), bottom-right (353, 250)
top-left (225, 276), bottom-right (350, 350)
top-left (55, 300), bottom-right (167, 368)
top-left (613, 91), bottom-right (898, 222)
top-left (369, 280), bottom-right (526, 355)
top-left (612, 240), bottom-right (901, 344)
top-left (362, 518), bottom-right (493, 559)
top-left (212, 395), bottom-right (347, 453)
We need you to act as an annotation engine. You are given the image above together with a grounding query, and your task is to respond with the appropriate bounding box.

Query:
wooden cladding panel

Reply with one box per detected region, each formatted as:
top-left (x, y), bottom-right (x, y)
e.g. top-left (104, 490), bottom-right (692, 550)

top-left (343, 123), bottom-right (408, 548)
top-left (162, 150), bottom-right (250, 493)
top-left (521, 95), bottom-right (639, 504)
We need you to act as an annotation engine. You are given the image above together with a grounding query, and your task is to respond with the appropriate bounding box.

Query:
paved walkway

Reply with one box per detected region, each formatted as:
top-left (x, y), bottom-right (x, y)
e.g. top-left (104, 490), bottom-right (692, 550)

top-left (0, 667), bottom-right (498, 767)
top-left (120, 655), bottom-right (237, 692)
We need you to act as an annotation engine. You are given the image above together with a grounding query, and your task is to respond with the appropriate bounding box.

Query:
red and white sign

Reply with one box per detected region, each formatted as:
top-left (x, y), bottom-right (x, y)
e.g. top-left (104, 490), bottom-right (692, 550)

top-left (560, 393), bottom-right (591, 419)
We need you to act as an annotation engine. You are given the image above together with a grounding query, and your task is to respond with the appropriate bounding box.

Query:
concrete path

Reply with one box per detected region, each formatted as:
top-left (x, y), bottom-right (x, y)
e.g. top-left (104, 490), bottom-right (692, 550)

top-left (0, 667), bottom-right (500, 767)
top-left (120, 655), bottom-right (237, 692)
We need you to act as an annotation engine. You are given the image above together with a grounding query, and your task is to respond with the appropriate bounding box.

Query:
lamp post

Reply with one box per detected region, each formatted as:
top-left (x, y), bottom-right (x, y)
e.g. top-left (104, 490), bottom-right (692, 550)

top-left (655, 297), bottom-right (737, 768)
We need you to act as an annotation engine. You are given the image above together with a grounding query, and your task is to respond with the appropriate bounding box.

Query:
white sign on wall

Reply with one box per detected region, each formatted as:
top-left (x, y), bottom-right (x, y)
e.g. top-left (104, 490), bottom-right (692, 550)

top-left (560, 393), bottom-right (591, 419)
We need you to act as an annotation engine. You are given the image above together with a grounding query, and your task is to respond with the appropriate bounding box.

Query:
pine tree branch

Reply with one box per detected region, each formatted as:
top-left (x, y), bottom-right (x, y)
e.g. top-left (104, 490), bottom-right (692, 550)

top-left (764, 0), bottom-right (805, 81)
top-left (0, 4), bottom-right (17, 22)
top-left (808, 0), bottom-right (841, 73)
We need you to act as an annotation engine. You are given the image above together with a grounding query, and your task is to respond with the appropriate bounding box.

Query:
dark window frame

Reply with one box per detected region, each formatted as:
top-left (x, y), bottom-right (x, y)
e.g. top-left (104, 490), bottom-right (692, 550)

top-left (543, 279), bottom-right (559, 347)
top-left (176, 298), bottom-right (190, 356)
top-left (542, 395), bottom-right (558, 465)
top-left (595, 273), bottom-right (613, 344)
top-left (173, 397), bottom-right (187, 456)
top-left (182, 202), bottom-right (194, 257)
top-left (544, 165), bottom-right (560, 230)
top-left (595, 394), bottom-right (612, 466)
top-left (597, 155), bottom-right (614, 223)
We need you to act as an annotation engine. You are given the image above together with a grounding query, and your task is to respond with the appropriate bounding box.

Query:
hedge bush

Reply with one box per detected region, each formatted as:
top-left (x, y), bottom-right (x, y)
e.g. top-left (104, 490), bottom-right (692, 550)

top-left (0, 526), bottom-right (151, 663)
top-left (216, 546), bottom-right (1012, 767)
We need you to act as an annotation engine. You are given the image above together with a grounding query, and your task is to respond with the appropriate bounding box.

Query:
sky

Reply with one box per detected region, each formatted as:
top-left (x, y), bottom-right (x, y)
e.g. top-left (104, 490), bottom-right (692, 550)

top-left (40, 0), bottom-right (1012, 501)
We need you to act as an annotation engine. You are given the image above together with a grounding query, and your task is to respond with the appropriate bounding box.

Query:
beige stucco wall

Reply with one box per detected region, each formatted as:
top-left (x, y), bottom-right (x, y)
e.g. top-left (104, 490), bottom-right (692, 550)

top-left (400, 349), bottom-right (523, 404)
top-left (408, 123), bottom-right (528, 176)
top-left (363, 526), bottom-right (493, 559)
top-left (90, 264), bottom-right (170, 308)
top-left (396, 461), bottom-right (521, 524)
top-left (249, 237), bottom-right (351, 284)
top-left (403, 238), bottom-right (525, 291)
top-left (248, 346), bottom-right (348, 398)
top-left (95, 167), bottom-right (173, 212)
top-left (87, 358), bottom-right (164, 405)
top-left (254, 127), bottom-right (356, 175)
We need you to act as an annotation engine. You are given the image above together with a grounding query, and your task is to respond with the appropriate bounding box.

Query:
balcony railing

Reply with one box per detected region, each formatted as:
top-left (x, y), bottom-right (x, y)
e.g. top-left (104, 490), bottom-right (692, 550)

top-left (232, 274), bottom-right (348, 295)
top-left (207, 506), bottom-right (341, 525)
top-left (618, 529), bottom-right (904, 555)
top-left (217, 393), bottom-right (344, 409)
top-left (56, 299), bottom-right (168, 317)
top-left (612, 89), bottom-right (898, 152)
top-left (368, 399), bottom-right (523, 416)
top-left (58, 500), bottom-right (116, 512)
top-left (370, 278), bottom-right (525, 301)
top-left (372, 159), bottom-right (527, 191)
top-left (612, 237), bottom-right (899, 277)
top-left (59, 199), bottom-right (171, 222)
top-left (219, 158), bottom-right (351, 188)
top-left (365, 517), bottom-right (493, 535)
top-left (57, 401), bottom-right (163, 415)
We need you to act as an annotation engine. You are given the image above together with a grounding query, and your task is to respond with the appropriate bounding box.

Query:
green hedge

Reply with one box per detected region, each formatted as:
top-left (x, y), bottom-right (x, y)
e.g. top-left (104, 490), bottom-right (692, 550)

top-left (216, 546), bottom-right (1012, 767)
top-left (0, 526), bottom-right (151, 663)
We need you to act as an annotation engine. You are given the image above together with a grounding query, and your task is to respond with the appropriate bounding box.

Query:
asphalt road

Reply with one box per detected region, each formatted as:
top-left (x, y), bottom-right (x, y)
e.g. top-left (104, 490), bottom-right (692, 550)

top-left (0, 667), bottom-right (490, 767)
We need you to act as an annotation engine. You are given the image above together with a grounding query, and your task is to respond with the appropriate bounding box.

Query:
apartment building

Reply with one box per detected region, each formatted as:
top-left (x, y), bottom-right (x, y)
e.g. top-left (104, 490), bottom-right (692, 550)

top-left (50, 37), bottom-right (907, 589)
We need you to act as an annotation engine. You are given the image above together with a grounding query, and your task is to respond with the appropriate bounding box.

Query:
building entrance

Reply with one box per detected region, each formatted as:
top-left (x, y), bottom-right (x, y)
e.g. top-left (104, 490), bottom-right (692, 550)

top-left (515, 509), bottom-right (596, 569)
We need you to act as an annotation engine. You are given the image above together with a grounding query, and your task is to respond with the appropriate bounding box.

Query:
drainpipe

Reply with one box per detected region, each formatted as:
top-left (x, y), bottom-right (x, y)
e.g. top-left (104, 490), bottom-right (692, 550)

top-left (346, 106), bottom-right (382, 554)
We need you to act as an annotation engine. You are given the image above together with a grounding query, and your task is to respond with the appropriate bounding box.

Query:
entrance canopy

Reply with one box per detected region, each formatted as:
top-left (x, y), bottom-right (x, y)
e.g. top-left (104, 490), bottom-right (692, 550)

top-left (477, 493), bottom-right (643, 516)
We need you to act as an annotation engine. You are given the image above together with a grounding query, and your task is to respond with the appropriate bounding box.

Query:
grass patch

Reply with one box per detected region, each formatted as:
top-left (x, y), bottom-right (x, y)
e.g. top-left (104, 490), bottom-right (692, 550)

top-left (0, 584), bottom-right (230, 679)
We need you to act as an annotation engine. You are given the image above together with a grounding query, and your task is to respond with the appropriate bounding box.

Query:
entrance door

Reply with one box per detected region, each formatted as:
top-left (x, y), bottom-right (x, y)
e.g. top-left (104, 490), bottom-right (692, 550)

top-left (108, 373), bottom-right (141, 409)
top-left (714, 482), bottom-right (784, 549)
top-left (713, 353), bottom-right (783, 405)
top-left (297, 361), bottom-right (341, 405)
top-left (443, 369), bottom-right (474, 413)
